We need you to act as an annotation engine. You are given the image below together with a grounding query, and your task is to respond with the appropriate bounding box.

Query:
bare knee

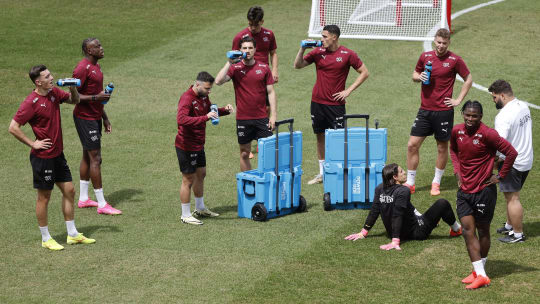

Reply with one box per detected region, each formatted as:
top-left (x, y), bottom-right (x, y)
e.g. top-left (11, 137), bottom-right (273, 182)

top-left (407, 140), bottom-right (420, 154)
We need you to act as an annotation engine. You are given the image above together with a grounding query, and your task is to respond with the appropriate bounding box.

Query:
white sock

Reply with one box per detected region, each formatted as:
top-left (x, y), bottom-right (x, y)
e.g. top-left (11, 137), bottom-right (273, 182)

top-left (181, 203), bottom-right (191, 218)
top-left (413, 208), bottom-right (422, 216)
top-left (195, 196), bottom-right (205, 211)
top-left (318, 160), bottom-right (324, 176)
top-left (513, 232), bottom-right (523, 238)
top-left (451, 221), bottom-right (461, 232)
top-left (481, 257), bottom-right (487, 266)
top-left (432, 167), bottom-right (445, 184)
top-left (406, 170), bottom-right (416, 185)
top-left (505, 222), bottom-right (513, 230)
top-left (65, 220), bottom-right (79, 237)
top-left (39, 226), bottom-right (51, 242)
top-left (472, 260), bottom-right (487, 277)
top-left (79, 180), bottom-right (90, 201)
top-left (94, 188), bottom-right (107, 208)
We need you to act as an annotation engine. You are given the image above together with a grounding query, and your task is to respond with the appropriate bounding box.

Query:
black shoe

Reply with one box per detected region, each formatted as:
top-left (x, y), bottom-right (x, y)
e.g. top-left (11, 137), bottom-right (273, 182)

top-left (498, 233), bottom-right (525, 243)
top-left (496, 224), bottom-right (512, 235)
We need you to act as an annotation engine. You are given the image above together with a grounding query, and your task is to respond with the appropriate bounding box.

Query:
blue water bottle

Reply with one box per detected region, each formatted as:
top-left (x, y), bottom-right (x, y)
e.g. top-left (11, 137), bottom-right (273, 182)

top-left (102, 83), bottom-right (114, 104)
top-left (301, 40), bottom-right (322, 48)
top-left (423, 61), bottom-right (432, 85)
top-left (226, 51), bottom-right (247, 60)
top-left (57, 78), bottom-right (81, 87)
top-left (210, 104), bottom-right (219, 125)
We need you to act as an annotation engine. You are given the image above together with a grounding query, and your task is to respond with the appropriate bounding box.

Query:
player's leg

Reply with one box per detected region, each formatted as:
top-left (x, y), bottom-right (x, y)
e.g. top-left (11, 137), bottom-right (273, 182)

top-left (73, 115), bottom-right (99, 208)
top-left (431, 110), bottom-right (452, 196)
top-left (176, 147), bottom-right (202, 225)
top-left (56, 180), bottom-right (96, 245)
top-left (239, 143), bottom-right (252, 171)
top-left (422, 198), bottom-right (461, 236)
top-left (36, 189), bottom-right (52, 237)
top-left (78, 150), bottom-right (95, 206)
top-left (237, 119), bottom-right (256, 172)
top-left (405, 135), bottom-right (425, 193)
top-left (87, 148), bottom-right (121, 214)
top-left (430, 140), bottom-right (448, 196)
top-left (500, 191), bottom-right (524, 242)
top-left (191, 153), bottom-right (219, 218)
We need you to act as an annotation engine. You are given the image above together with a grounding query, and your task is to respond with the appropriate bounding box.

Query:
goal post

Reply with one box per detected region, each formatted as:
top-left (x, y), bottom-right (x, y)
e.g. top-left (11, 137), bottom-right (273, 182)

top-left (308, 0), bottom-right (451, 41)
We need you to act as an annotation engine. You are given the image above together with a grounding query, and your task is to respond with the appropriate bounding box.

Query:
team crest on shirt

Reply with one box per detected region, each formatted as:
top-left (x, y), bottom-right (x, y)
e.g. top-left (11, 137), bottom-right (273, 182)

top-left (336, 57), bottom-right (343, 62)
top-left (256, 70), bottom-right (262, 74)
top-left (263, 37), bottom-right (269, 42)
top-left (473, 139), bottom-right (479, 145)
top-left (443, 62), bottom-right (450, 68)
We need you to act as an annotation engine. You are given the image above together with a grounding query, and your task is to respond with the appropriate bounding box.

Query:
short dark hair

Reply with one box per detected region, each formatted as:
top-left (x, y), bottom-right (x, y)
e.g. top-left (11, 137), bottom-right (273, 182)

top-left (240, 36), bottom-right (256, 48)
top-left (323, 25), bottom-right (341, 38)
top-left (196, 71), bottom-right (214, 83)
top-left (382, 163), bottom-right (399, 189)
top-left (461, 100), bottom-right (483, 115)
top-left (488, 79), bottom-right (513, 95)
top-left (82, 37), bottom-right (98, 56)
top-left (435, 28), bottom-right (451, 39)
top-left (247, 6), bottom-right (264, 22)
top-left (29, 65), bottom-right (48, 84)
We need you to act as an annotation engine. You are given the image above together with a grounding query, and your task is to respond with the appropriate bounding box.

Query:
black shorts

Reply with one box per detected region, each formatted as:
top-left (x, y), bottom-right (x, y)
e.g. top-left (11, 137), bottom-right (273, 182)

top-left (74, 115), bottom-right (102, 150)
top-left (410, 109), bottom-right (453, 141)
top-left (311, 101), bottom-right (345, 134)
top-left (30, 153), bottom-right (72, 190)
top-left (498, 165), bottom-right (529, 193)
top-left (176, 147), bottom-right (206, 174)
top-left (456, 184), bottom-right (497, 224)
top-left (236, 118), bottom-right (273, 145)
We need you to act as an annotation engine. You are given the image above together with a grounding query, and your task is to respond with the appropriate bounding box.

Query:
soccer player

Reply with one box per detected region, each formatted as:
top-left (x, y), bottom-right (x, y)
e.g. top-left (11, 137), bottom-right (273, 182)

top-left (8, 65), bottom-right (96, 250)
top-left (294, 24), bottom-right (369, 185)
top-left (489, 80), bottom-right (533, 243)
top-left (232, 6), bottom-right (278, 83)
top-left (216, 36), bottom-right (277, 172)
top-left (406, 28), bottom-right (472, 196)
top-left (72, 38), bottom-right (121, 215)
top-left (176, 72), bottom-right (233, 225)
top-left (344, 163), bottom-right (462, 249)
top-left (450, 100), bottom-right (517, 289)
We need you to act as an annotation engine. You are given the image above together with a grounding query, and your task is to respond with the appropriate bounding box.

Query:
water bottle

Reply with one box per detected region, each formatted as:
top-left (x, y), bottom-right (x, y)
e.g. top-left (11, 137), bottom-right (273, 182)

top-left (56, 78), bottom-right (81, 87)
top-left (210, 104), bottom-right (219, 125)
top-left (423, 61), bottom-right (432, 85)
top-left (301, 40), bottom-right (322, 48)
top-left (102, 83), bottom-right (114, 104)
top-left (226, 50), bottom-right (247, 60)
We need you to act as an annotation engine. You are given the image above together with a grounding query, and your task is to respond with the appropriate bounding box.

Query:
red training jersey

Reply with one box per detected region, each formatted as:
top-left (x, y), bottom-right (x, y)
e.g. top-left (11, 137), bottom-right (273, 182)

top-left (415, 50), bottom-right (470, 111)
top-left (13, 87), bottom-right (70, 159)
top-left (73, 57), bottom-right (104, 120)
top-left (450, 122), bottom-right (517, 194)
top-left (303, 45), bottom-right (363, 105)
top-left (175, 86), bottom-right (229, 151)
top-left (227, 60), bottom-right (274, 120)
top-left (232, 27), bottom-right (277, 65)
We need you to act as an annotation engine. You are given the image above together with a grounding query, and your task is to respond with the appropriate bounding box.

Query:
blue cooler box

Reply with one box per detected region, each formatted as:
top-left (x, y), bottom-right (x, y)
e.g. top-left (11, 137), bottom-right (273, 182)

top-left (236, 130), bottom-right (305, 220)
top-left (323, 127), bottom-right (387, 210)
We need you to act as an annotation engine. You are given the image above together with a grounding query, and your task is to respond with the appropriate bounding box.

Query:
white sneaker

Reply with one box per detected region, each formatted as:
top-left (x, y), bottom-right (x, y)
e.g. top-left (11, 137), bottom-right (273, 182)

top-left (181, 215), bottom-right (203, 225)
top-left (307, 174), bottom-right (323, 185)
top-left (193, 208), bottom-right (220, 217)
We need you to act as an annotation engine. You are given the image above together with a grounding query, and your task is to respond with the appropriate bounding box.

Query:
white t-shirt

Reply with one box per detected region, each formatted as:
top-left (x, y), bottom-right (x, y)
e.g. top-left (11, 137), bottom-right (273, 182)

top-left (494, 98), bottom-right (533, 171)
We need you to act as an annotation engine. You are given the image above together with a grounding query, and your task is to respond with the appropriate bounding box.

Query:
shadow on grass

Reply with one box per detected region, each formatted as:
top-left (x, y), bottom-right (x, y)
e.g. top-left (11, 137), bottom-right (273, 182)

top-left (54, 225), bottom-right (122, 240)
top-left (487, 259), bottom-right (538, 279)
top-left (523, 221), bottom-right (540, 237)
top-left (107, 189), bottom-right (143, 207)
top-left (416, 175), bottom-right (458, 192)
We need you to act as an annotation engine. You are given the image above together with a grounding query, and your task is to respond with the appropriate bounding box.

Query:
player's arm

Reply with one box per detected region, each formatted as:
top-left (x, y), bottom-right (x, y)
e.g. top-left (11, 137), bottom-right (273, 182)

top-left (333, 64), bottom-right (370, 102)
top-left (78, 91), bottom-right (110, 103)
top-left (270, 49), bottom-right (279, 83)
top-left (102, 110), bottom-right (111, 134)
top-left (64, 86), bottom-right (80, 105)
top-left (8, 120), bottom-right (51, 150)
top-left (218, 104), bottom-right (234, 116)
top-left (345, 188), bottom-right (381, 241)
top-left (293, 47), bottom-right (310, 69)
top-left (177, 98), bottom-right (208, 127)
top-left (215, 61), bottom-right (233, 85)
top-left (485, 133), bottom-right (518, 185)
top-left (412, 70), bottom-right (428, 83)
top-left (449, 131), bottom-right (462, 187)
top-left (267, 84), bottom-right (277, 131)
top-left (444, 73), bottom-right (472, 107)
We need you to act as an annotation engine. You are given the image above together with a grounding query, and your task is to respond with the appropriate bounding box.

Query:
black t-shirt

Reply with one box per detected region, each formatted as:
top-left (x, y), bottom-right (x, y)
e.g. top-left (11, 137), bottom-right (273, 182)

top-left (363, 184), bottom-right (419, 239)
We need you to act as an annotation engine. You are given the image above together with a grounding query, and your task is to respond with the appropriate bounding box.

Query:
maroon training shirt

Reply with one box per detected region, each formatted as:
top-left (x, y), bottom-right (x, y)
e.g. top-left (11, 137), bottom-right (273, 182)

top-left (13, 87), bottom-right (70, 159)
top-left (415, 50), bottom-right (470, 111)
top-left (73, 57), bottom-right (104, 120)
top-left (303, 45), bottom-right (363, 105)
top-left (227, 60), bottom-right (274, 120)
top-left (175, 86), bottom-right (229, 151)
top-left (450, 122), bottom-right (517, 194)
top-left (232, 27), bottom-right (277, 65)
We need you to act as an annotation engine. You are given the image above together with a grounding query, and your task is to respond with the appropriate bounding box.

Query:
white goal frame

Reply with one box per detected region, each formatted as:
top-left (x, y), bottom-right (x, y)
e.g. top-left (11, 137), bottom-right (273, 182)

top-left (308, 0), bottom-right (450, 41)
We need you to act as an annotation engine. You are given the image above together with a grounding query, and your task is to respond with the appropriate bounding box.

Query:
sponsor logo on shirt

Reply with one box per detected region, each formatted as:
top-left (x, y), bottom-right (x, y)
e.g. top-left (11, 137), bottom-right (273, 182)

top-left (192, 101), bottom-right (197, 105)
top-left (89, 130), bottom-right (97, 134)
top-left (425, 53), bottom-right (433, 57)
top-left (264, 31), bottom-right (271, 35)
top-left (458, 130), bottom-right (465, 134)
top-left (237, 125), bottom-right (245, 129)
top-left (442, 128), bottom-right (447, 133)
top-left (240, 70), bottom-right (246, 75)
top-left (441, 121), bottom-right (448, 125)
top-left (379, 194), bottom-right (394, 204)
top-left (321, 54), bottom-right (326, 59)
top-left (256, 70), bottom-right (262, 74)
top-left (474, 133), bottom-right (483, 138)
top-left (40, 103), bottom-right (46, 107)
top-left (33, 97), bottom-right (39, 103)
top-left (86, 64), bottom-right (91, 69)
top-left (92, 70), bottom-right (97, 74)
top-left (443, 62), bottom-right (450, 68)
top-left (45, 170), bottom-right (52, 173)
top-left (519, 114), bottom-right (531, 127)
top-left (458, 137), bottom-right (463, 142)
top-left (340, 50), bottom-right (348, 54)
top-left (449, 56), bottom-right (456, 60)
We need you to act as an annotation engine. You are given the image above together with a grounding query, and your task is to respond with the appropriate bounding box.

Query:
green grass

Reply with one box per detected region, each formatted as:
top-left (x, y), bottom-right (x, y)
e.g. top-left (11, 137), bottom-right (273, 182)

top-left (1, 0), bottom-right (539, 303)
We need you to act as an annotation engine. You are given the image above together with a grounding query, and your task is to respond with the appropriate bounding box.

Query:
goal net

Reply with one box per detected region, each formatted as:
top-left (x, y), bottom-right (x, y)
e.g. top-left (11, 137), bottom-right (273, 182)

top-left (308, 0), bottom-right (450, 41)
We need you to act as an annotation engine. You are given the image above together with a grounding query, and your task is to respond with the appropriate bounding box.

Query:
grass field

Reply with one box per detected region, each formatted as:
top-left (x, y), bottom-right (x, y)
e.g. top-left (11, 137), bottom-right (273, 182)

top-left (1, 0), bottom-right (539, 303)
